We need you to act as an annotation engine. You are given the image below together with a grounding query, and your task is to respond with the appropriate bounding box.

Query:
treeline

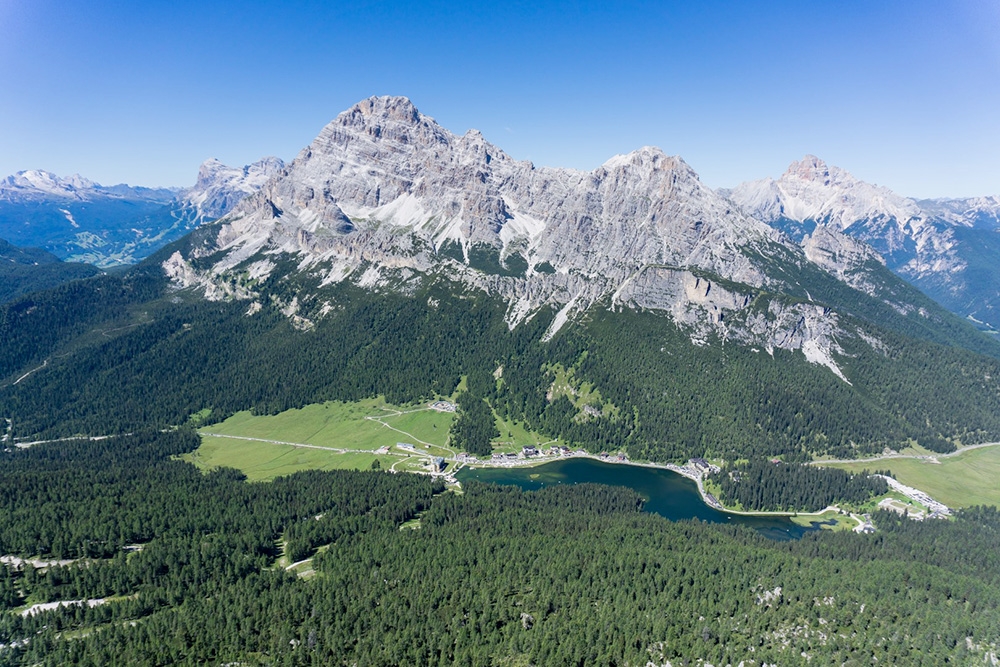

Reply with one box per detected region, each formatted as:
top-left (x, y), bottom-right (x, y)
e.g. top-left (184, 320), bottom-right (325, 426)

top-left (709, 459), bottom-right (889, 512)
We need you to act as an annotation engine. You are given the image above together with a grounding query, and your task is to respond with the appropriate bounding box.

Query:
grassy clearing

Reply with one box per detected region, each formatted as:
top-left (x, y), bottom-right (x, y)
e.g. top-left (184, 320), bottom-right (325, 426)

top-left (490, 413), bottom-right (562, 454)
top-left (545, 362), bottom-right (618, 419)
top-left (380, 409), bottom-right (455, 447)
top-left (822, 445), bottom-right (1000, 508)
top-left (186, 398), bottom-right (460, 481)
top-left (789, 510), bottom-right (856, 532)
top-left (853, 490), bottom-right (920, 515)
top-left (274, 541), bottom-right (328, 579)
top-left (199, 398), bottom-right (455, 452)
top-left (201, 398), bottom-right (393, 448)
top-left (183, 436), bottom-right (394, 482)
top-left (896, 441), bottom-right (938, 457)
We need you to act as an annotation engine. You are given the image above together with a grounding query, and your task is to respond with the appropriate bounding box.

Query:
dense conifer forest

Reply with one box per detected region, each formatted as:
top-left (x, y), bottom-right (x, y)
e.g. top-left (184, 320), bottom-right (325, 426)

top-left (709, 459), bottom-right (889, 512)
top-left (0, 430), bottom-right (999, 664)
top-left (0, 239), bottom-right (99, 305)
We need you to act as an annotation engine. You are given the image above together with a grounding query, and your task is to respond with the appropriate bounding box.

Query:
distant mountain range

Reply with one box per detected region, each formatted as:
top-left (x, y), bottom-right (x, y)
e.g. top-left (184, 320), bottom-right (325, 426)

top-left (724, 156), bottom-right (1000, 329)
top-left (0, 157), bottom-right (284, 267)
top-left (162, 97), bottom-right (994, 377)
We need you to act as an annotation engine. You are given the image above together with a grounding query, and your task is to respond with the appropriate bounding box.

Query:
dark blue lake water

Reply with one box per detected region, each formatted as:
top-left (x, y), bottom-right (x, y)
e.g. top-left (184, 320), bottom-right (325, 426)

top-left (456, 457), bottom-right (829, 541)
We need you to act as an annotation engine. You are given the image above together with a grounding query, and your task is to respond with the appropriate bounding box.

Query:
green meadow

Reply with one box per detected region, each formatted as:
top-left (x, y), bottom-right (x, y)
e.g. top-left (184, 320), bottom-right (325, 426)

top-left (183, 436), bottom-right (396, 482)
top-left (186, 396), bottom-right (564, 480)
top-left (822, 444), bottom-right (1000, 509)
top-left (185, 398), bottom-right (458, 481)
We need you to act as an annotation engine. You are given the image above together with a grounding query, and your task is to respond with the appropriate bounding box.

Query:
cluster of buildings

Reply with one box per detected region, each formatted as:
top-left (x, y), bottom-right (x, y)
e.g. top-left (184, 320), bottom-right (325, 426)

top-left (874, 475), bottom-right (951, 519)
top-left (689, 458), bottom-right (721, 475)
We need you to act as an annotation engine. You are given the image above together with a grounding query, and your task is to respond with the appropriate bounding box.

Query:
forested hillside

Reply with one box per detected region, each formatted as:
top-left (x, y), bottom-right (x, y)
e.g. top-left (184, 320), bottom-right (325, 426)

top-left (1, 430), bottom-right (999, 664)
top-left (4, 251), bottom-right (1000, 461)
top-left (0, 239), bottom-right (98, 304)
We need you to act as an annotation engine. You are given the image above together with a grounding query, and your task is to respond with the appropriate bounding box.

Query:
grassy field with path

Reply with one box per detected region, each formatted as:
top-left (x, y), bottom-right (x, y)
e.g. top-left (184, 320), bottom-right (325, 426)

top-left (821, 444), bottom-right (1000, 508)
top-left (184, 398), bottom-right (457, 481)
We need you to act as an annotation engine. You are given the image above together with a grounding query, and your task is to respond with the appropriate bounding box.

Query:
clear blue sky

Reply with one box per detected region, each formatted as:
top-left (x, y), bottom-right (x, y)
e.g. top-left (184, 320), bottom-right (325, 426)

top-left (1, 0), bottom-right (997, 197)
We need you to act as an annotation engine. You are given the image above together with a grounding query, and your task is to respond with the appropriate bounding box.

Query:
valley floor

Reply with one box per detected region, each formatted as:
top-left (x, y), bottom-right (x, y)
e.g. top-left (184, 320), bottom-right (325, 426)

top-left (182, 398), bottom-right (909, 531)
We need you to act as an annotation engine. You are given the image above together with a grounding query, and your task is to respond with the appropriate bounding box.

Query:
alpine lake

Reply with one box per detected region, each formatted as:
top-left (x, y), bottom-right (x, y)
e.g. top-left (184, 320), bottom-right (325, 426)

top-left (456, 457), bottom-right (833, 541)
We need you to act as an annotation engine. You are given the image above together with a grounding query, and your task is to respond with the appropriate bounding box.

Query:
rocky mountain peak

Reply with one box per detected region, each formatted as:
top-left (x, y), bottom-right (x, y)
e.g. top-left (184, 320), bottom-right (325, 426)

top-left (184, 156), bottom-right (285, 220)
top-left (193, 159), bottom-right (229, 189)
top-left (328, 96), bottom-right (442, 146)
top-left (1, 169), bottom-right (99, 199)
top-left (304, 96), bottom-right (452, 166)
top-left (784, 155), bottom-right (833, 185)
top-left (600, 146), bottom-right (683, 175)
top-left (346, 95), bottom-right (421, 125)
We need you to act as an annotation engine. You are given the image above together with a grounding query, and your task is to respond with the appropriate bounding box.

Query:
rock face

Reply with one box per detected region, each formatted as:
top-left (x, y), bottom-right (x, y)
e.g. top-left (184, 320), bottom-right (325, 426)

top-left (182, 156), bottom-right (286, 220)
top-left (164, 97), bottom-right (953, 380)
top-left (726, 156), bottom-right (1000, 329)
top-left (209, 97), bottom-right (779, 298)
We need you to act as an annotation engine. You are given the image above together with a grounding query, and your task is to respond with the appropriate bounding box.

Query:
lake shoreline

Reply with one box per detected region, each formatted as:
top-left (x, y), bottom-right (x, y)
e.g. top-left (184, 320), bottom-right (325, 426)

top-left (456, 453), bottom-right (848, 524)
top-left (455, 456), bottom-right (839, 540)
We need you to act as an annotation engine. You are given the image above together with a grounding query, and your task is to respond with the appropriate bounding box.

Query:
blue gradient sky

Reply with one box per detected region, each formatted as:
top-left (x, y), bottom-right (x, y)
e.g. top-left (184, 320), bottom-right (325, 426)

top-left (1, 0), bottom-right (997, 197)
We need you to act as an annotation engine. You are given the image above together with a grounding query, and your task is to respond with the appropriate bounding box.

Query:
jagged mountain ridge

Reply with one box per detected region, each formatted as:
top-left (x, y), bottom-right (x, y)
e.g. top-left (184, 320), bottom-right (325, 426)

top-left (726, 156), bottom-right (1000, 328)
top-left (0, 169), bottom-right (178, 203)
top-left (165, 96), bottom-right (974, 382)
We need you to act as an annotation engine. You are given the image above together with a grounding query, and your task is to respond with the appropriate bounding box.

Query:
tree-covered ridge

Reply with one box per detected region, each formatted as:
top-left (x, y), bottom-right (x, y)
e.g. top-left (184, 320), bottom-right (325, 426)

top-left (1, 428), bottom-right (998, 665)
top-left (709, 459), bottom-right (889, 512)
top-left (0, 430), bottom-right (441, 562)
top-left (0, 238), bottom-right (99, 305)
top-left (4, 259), bottom-right (1000, 461)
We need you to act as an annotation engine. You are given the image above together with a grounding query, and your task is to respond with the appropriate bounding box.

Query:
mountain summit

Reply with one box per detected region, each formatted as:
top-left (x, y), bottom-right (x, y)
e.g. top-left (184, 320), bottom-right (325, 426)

top-left (163, 96), bottom-right (968, 383)
top-left (727, 157), bottom-right (1000, 328)
top-left (189, 95), bottom-right (783, 306)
